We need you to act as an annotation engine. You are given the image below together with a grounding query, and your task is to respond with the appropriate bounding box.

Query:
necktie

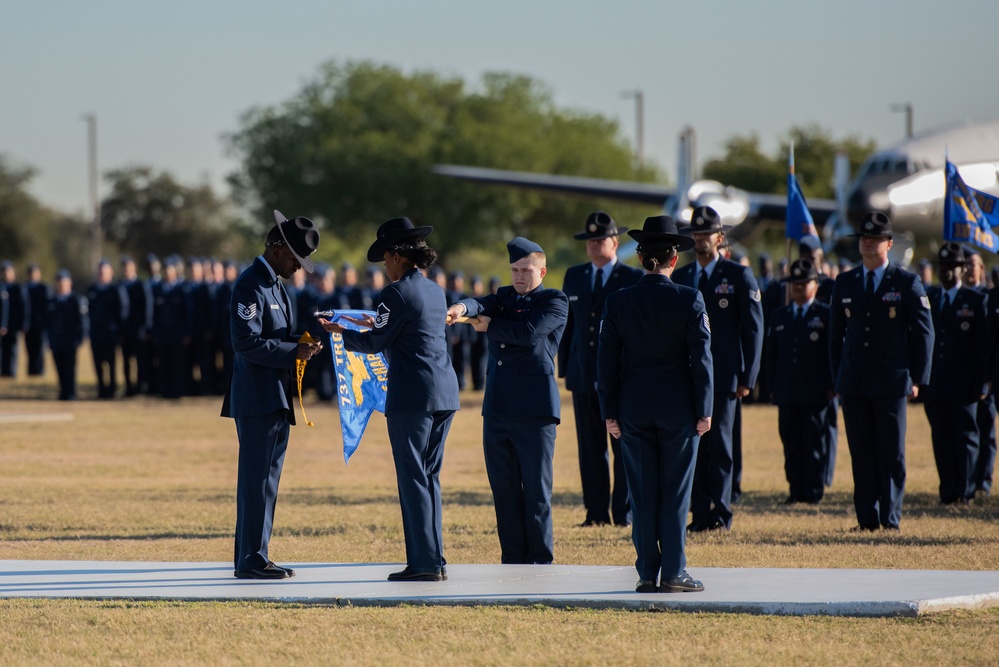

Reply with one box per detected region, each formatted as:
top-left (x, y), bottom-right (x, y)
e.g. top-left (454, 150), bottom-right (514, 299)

top-left (697, 268), bottom-right (709, 295)
top-left (795, 306), bottom-right (804, 324)
top-left (592, 267), bottom-right (605, 301)
top-left (942, 292), bottom-right (951, 313)
top-left (865, 270), bottom-right (875, 306)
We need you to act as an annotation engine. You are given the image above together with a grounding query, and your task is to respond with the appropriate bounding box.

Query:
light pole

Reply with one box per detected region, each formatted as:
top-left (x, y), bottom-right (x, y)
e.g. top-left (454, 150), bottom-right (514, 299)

top-left (620, 90), bottom-right (644, 166)
top-left (82, 113), bottom-right (102, 268)
top-left (890, 103), bottom-right (913, 139)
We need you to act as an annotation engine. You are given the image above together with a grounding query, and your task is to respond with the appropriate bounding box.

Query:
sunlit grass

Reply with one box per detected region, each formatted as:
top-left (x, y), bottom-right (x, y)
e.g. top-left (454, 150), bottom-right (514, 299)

top-left (1, 343), bottom-right (998, 665)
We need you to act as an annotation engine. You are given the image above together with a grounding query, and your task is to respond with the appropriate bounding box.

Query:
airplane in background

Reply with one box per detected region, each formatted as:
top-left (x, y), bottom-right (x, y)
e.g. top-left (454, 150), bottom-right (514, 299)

top-left (433, 119), bottom-right (999, 250)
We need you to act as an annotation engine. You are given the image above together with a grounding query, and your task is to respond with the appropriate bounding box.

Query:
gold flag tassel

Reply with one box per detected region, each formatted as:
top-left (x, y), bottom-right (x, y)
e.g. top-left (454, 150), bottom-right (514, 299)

top-left (296, 330), bottom-right (316, 427)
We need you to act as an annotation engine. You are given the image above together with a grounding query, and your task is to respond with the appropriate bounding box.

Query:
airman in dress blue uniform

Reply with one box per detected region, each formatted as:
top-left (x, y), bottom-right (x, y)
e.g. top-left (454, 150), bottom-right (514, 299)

top-left (1, 260), bottom-right (26, 377)
top-left (559, 211), bottom-right (643, 528)
top-left (766, 259), bottom-right (833, 504)
top-left (322, 217), bottom-right (460, 582)
top-left (152, 257), bottom-right (192, 399)
top-left (467, 275), bottom-right (487, 391)
top-left (673, 207), bottom-right (763, 531)
top-left (46, 269), bottom-right (88, 401)
top-left (448, 237), bottom-right (568, 564)
top-left (119, 256), bottom-right (152, 396)
top-left (221, 211), bottom-right (322, 579)
top-left (923, 243), bottom-right (988, 505)
top-left (24, 263), bottom-right (49, 377)
top-left (598, 215), bottom-right (712, 594)
top-left (85, 259), bottom-right (129, 399)
top-left (963, 249), bottom-right (996, 497)
top-left (797, 235), bottom-right (838, 488)
top-left (985, 280), bottom-right (999, 496)
top-left (829, 212), bottom-right (934, 531)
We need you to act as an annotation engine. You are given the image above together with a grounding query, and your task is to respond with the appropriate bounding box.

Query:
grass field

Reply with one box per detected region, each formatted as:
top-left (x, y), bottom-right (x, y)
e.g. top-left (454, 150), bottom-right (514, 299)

top-left (2, 348), bottom-right (999, 666)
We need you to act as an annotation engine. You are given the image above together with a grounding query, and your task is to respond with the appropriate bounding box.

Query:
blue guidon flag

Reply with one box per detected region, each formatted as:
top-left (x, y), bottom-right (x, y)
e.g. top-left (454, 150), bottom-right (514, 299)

top-left (326, 310), bottom-right (388, 463)
top-left (786, 145), bottom-right (818, 241)
top-left (943, 160), bottom-right (999, 254)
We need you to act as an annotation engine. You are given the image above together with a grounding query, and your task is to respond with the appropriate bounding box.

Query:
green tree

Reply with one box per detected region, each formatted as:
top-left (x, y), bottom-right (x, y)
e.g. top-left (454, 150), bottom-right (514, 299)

top-left (0, 155), bottom-right (56, 268)
top-left (225, 61), bottom-right (660, 261)
top-left (703, 125), bottom-right (876, 199)
top-left (100, 166), bottom-right (248, 261)
top-left (778, 124), bottom-right (876, 199)
top-left (702, 134), bottom-right (784, 195)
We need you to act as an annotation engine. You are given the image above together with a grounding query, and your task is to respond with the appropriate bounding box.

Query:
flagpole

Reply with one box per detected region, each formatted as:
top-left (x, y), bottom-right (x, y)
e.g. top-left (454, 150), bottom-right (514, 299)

top-left (785, 143), bottom-right (795, 307)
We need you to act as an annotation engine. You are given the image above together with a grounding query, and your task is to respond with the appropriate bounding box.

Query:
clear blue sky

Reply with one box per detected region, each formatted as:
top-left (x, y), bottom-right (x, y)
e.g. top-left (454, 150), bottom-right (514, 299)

top-left (3, 0), bottom-right (997, 215)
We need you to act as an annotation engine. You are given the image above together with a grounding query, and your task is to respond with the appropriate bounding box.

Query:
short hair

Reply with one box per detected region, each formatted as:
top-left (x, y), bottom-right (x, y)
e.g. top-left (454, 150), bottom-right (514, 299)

top-left (518, 251), bottom-right (546, 266)
top-left (265, 225), bottom-right (284, 247)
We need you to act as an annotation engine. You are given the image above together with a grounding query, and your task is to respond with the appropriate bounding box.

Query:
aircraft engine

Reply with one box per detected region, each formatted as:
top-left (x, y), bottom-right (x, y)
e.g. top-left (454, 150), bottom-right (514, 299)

top-left (679, 180), bottom-right (751, 228)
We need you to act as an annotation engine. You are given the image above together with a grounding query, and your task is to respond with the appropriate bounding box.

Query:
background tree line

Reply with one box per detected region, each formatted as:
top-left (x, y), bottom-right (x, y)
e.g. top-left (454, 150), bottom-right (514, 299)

top-left (0, 59), bottom-right (876, 282)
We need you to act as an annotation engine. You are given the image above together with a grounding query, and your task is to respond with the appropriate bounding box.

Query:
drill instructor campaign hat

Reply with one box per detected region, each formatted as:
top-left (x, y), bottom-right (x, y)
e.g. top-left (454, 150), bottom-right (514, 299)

top-left (272, 210), bottom-right (320, 273)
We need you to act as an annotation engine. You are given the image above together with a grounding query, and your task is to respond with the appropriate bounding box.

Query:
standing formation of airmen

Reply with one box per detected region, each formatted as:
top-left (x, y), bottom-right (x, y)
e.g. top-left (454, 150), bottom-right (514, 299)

top-left (0, 253), bottom-right (387, 402)
top-left (6, 203), bottom-right (999, 584)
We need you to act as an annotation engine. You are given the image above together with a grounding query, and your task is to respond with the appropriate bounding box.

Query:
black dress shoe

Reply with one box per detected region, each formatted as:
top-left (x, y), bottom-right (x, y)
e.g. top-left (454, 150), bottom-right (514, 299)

top-left (708, 520), bottom-right (729, 531)
top-left (660, 571), bottom-right (704, 593)
top-left (686, 522), bottom-right (709, 533)
top-left (635, 579), bottom-right (658, 593)
top-left (234, 563), bottom-right (290, 580)
top-left (849, 524), bottom-right (879, 533)
top-left (268, 562), bottom-right (296, 577)
top-left (441, 565), bottom-right (448, 581)
top-left (579, 518), bottom-right (611, 527)
top-left (387, 567), bottom-right (442, 582)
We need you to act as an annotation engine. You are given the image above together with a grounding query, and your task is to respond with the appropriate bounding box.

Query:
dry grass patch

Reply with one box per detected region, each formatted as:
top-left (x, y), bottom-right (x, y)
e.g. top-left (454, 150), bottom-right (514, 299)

top-left (2, 349), bottom-right (999, 664)
top-left (0, 600), bottom-right (997, 667)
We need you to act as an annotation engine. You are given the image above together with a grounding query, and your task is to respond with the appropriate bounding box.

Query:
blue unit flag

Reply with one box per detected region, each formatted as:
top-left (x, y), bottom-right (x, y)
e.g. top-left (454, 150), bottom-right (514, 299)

top-left (786, 148), bottom-right (818, 240)
top-left (328, 310), bottom-right (388, 463)
top-left (944, 160), bottom-right (999, 253)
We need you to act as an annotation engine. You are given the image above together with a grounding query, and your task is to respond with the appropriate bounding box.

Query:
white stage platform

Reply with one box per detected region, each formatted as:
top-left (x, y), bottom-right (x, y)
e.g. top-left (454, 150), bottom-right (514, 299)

top-left (2, 560), bottom-right (997, 617)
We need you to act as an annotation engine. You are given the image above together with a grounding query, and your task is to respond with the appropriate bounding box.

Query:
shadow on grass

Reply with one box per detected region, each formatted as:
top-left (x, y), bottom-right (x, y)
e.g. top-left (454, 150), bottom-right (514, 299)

top-left (1, 531), bottom-right (230, 542)
top-left (283, 489), bottom-right (585, 508)
top-left (741, 530), bottom-right (995, 548)
top-left (734, 490), bottom-right (999, 523)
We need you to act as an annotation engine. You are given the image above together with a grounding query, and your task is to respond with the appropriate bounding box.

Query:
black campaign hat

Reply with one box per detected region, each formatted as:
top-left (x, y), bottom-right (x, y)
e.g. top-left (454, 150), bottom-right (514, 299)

top-left (574, 211), bottom-right (628, 240)
top-left (627, 215), bottom-right (695, 252)
top-left (272, 210), bottom-right (321, 273)
top-left (681, 206), bottom-right (732, 235)
top-left (781, 258), bottom-right (819, 283)
top-left (936, 242), bottom-right (968, 266)
top-left (366, 217), bottom-right (433, 262)
top-left (851, 211), bottom-right (893, 238)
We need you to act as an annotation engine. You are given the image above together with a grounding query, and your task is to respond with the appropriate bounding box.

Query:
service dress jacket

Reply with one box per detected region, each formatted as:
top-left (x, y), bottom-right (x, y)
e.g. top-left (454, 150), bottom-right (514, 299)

top-left (558, 260), bottom-right (643, 393)
top-left (673, 257), bottom-right (763, 393)
top-left (766, 301), bottom-right (833, 406)
top-left (923, 285), bottom-right (988, 402)
top-left (458, 284), bottom-right (568, 421)
top-left (221, 257), bottom-right (298, 421)
top-left (339, 268), bottom-right (460, 415)
top-left (829, 264), bottom-right (934, 398)
top-left (597, 273), bottom-right (713, 430)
